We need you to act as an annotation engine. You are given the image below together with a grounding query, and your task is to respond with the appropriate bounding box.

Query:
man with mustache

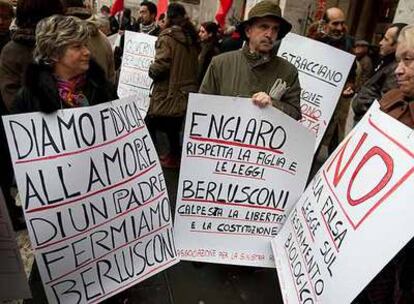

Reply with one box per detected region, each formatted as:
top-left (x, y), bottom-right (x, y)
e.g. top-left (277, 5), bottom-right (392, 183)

top-left (317, 7), bottom-right (356, 154)
top-left (200, 1), bottom-right (301, 120)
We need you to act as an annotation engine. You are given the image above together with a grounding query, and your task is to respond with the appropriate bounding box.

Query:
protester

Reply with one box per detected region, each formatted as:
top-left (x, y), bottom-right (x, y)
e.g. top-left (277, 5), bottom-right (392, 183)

top-left (198, 21), bottom-right (220, 84)
top-left (353, 39), bottom-right (374, 92)
top-left (0, 0), bottom-right (23, 230)
top-left (319, 7), bottom-right (354, 51)
top-left (157, 13), bottom-right (166, 31)
top-left (200, 0), bottom-right (301, 120)
top-left (100, 4), bottom-right (119, 35)
top-left (115, 2), bottom-right (160, 73)
top-left (119, 8), bottom-right (134, 31)
top-left (136, 1), bottom-right (160, 36)
top-left (63, 0), bottom-right (116, 84)
top-left (379, 25), bottom-right (414, 127)
top-left (0, 0), bottom-right (13, 50)
top-left (219, 25), bottom-right (243, 53)
top-left (13, 15), bottom-right (116, 113)
top-left (0, 0), bottom-right (64, 112)
top-left (352, 23), bottom-right (407, 124)
top-left (148, 3), bottom-right (199, 168)
top-left (316, 7), bottom-right (356, 153)
top-left (360, 24), bottom-right (414, 304)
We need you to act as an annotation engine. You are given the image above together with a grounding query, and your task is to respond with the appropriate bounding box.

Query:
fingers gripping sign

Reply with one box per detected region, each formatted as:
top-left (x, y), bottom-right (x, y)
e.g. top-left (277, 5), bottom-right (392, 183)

top-left (252, 92), bottom-right (272, 108)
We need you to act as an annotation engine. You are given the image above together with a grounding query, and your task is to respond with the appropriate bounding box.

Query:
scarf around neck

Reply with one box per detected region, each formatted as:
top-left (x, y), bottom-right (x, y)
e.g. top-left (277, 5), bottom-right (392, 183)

top-left (55, 74), bottom-right (89, 108)
top-left (140, 22), bottom-right (157, 34)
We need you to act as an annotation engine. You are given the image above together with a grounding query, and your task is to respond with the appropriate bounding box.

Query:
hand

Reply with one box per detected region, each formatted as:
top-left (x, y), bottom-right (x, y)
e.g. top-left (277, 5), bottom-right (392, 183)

top-left (252, 92), bottom-right (272, 108)
top-left (342, 86), bottom-right (354, 97)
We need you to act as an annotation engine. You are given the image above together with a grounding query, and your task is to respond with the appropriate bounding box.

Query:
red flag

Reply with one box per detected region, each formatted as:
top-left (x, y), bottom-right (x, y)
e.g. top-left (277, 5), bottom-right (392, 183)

top-left (215, 0), bottom-right (233, 28)
top-left (157, 0), bottom-right (168, 19)
top-left (110, 0), bottom-right (124, 16)
top-left (315, 0), bottom-right (327, 20)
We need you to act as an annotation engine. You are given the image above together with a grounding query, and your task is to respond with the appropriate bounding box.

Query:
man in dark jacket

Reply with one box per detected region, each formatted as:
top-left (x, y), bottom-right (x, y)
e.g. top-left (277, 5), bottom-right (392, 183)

top-left (352, 23), bottom-right (407, 124)
top-left (114, 2), bottom-right (160, 71)
top-left (200, 1), bottom-right (301, 120)
top-left (0, 0), bottom-right (63, 230)
top-left (353, 39), bottom-right (374, 92)
top-left (100, 5), bottom-right (119, 35)
top-left (316, 7), bottom-right (356, 153)
top-left (135, 1), bottom-right (160, 36)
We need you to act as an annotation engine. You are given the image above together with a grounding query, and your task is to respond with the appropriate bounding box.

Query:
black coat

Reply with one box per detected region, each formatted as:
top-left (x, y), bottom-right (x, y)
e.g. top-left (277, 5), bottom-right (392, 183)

top-left (13, 60), bottom-right (117, 114)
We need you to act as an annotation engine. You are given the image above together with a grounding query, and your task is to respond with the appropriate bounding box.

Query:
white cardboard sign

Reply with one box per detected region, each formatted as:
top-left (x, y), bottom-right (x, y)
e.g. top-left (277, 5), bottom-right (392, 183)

top-left (3, 97), bottom-right (178, 304)
top-left (272, 106), bottom-right (414, 303)
top-left (117, 31), bottom-right (157, 117)
top-left (174, 93), bottom-right (315, 267)
top-left (0, 190), bottom-right (31, 301)
top-left (278, 33), bottom-right (355, 150)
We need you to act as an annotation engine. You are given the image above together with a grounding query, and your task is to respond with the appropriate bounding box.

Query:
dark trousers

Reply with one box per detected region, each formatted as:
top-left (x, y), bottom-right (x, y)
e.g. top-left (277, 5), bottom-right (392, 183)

top-left (145, 115), bottom-right (184, 157)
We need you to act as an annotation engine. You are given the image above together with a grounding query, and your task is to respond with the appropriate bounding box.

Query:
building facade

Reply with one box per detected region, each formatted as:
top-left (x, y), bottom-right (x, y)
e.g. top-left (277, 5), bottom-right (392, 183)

top-left (94, 0), bottom-right (413, 42)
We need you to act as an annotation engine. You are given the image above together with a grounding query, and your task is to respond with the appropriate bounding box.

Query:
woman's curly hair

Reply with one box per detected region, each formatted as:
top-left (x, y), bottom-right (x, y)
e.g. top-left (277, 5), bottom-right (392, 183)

top-left (34, 15), bottom-right (90, 65)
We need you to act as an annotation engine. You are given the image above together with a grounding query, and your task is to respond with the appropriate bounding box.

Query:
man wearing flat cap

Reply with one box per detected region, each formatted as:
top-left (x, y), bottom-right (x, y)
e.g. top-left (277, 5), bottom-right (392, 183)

top-left (354, 39), bottom-right (373, 93)
top-left (200, 0), bottom-right (302, 120)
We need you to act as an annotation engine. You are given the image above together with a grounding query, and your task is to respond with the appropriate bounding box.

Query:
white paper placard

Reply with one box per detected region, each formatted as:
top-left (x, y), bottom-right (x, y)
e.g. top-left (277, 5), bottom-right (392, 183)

top-left (272, 105), bottom-right (414, 303)
top-left (3, 96), bottom-right (179, 304)
top-left (278, 33), bottom-right (355, 150)
top-left (117, 31), bottom-right (157, 117)
top-left (174, 93), bottom-right (315, 267)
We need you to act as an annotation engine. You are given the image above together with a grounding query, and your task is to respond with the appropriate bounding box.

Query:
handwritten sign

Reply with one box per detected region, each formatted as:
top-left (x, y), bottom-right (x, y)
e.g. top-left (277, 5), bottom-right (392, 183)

top-left (3, 96), bottom-right (178, 304)
top-left (278, 33), bottom-right (355, 150)
top-left (117, 31), bottom-right (157, 117)
top-left (0, 190), bottom-right (31, 301)
top-left (271, 105), bottom-right (414, 303)
top-left (174, 93), bottom-right (315, 267)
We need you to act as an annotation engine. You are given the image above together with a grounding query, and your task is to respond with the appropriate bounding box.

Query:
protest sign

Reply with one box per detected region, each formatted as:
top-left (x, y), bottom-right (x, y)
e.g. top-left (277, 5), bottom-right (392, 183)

top-left (2, 96), bottom-right (178, 304)
top-left (174, 93), bottom-right (315, 267)
top-left (271, 106), bottom-right (414, 303)
top-left (117, 31), bottom-right (157, 117)
top-left (0, 190), bottom-right (31, 301)
top-left (278, 33), bottom-right (355, 150)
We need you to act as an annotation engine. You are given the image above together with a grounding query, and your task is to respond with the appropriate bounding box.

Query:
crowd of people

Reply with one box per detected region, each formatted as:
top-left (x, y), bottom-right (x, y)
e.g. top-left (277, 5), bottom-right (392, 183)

top-left (0, 0), bottom-right (413, 303)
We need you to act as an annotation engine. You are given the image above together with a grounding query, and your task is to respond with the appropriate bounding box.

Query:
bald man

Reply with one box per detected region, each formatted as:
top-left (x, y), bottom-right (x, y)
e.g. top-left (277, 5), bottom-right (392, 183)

top-left (317, 7), bottom-right (356, 155)
top-left (320, 7), bottom-right (354, 52)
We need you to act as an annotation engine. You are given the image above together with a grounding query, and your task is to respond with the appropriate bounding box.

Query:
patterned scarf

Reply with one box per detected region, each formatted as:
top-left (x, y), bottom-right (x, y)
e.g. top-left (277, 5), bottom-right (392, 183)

top-left (55, 74), bottom-right (89, 108)
top-left (140, 22), bottom-right (157, 34)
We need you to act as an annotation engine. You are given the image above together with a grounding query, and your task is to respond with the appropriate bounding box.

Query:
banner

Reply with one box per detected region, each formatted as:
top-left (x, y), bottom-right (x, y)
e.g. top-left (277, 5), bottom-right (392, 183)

top-left (117, 31), bottom-right (157, 117)
top-left (3, 96), bottom-right (178, 304)
top-left (278, 33), bottom-right (355, 150)
top-left (0, 190), bottom-right (31, 301)
top-left (174, 93), bottom-right (315, 267)
top-left (271, 105), bottom-right (414, 303)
